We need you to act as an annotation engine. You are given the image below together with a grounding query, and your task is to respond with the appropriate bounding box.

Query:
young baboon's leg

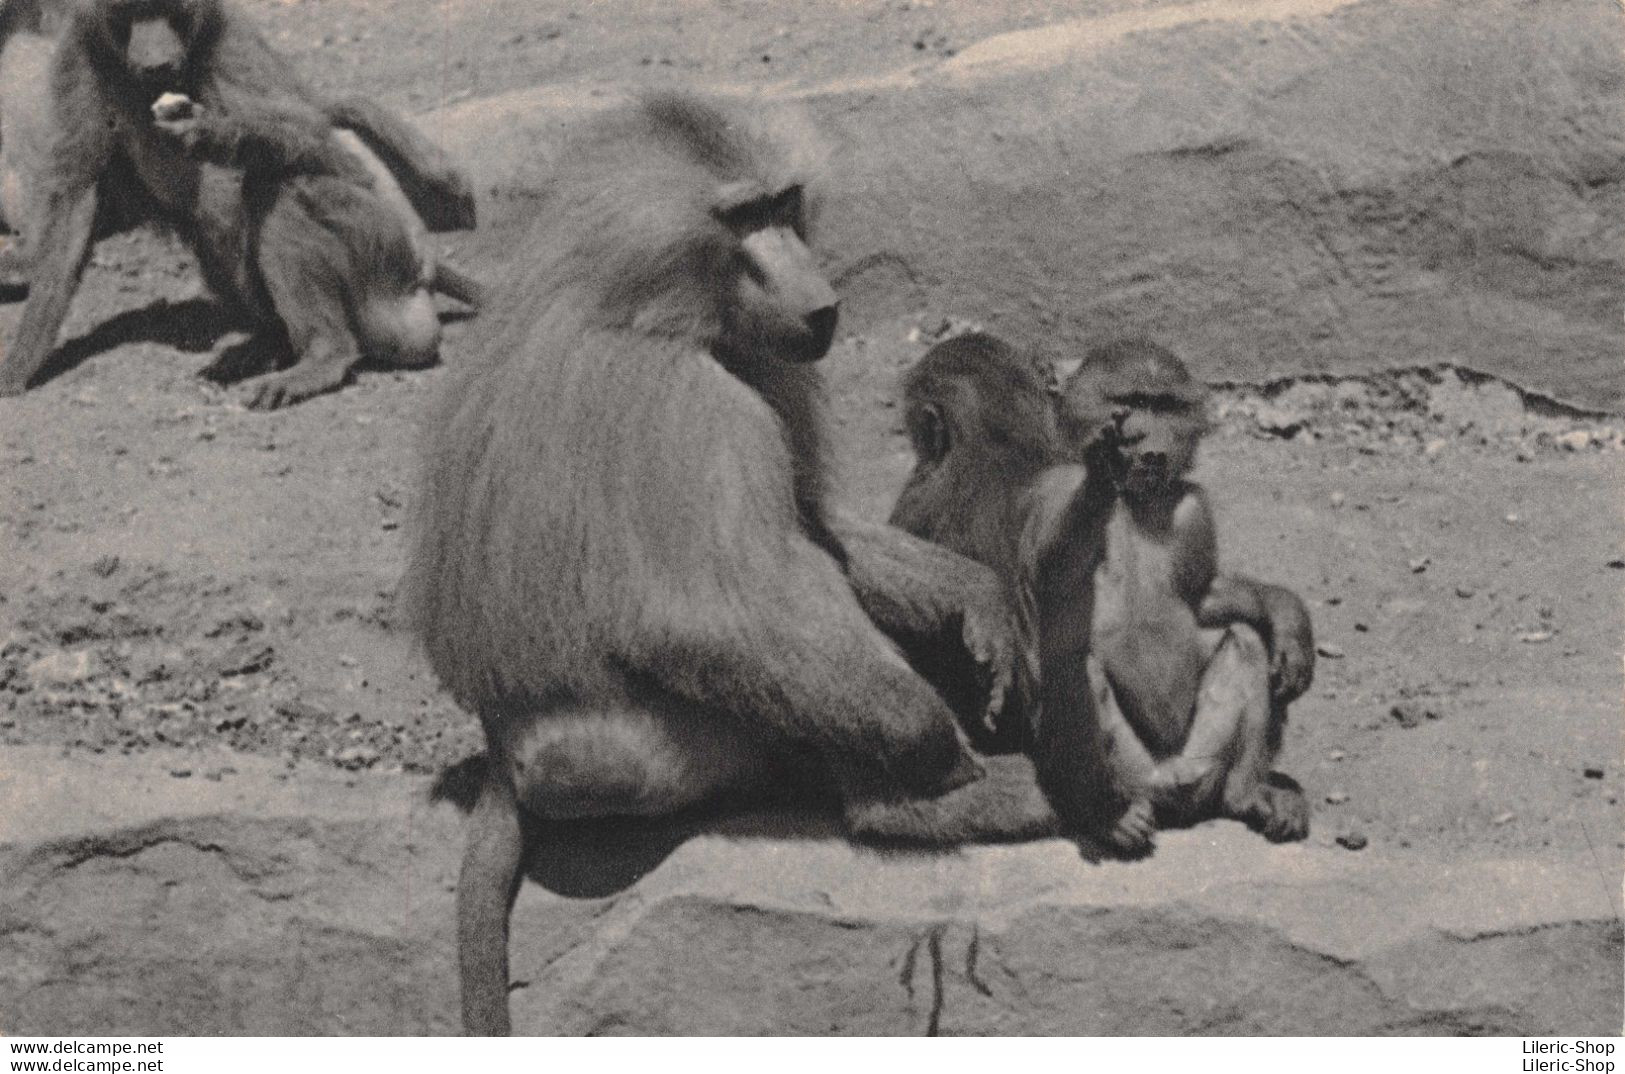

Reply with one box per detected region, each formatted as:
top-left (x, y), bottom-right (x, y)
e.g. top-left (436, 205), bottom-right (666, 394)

top-left (1189, 625), bottom-right (1308, 841)
top-left (458, 762), bottom-right (524, 1037)
top-left (1080, 657), bottom-right (1167, 852)
top-left (244, 201), bottom-right (361, 410)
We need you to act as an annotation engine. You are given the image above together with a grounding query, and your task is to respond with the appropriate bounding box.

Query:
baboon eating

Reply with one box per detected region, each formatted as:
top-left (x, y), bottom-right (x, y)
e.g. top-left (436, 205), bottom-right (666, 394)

top-left (0, 0), bottom-right (481, 407)
top-left (402, 95), bottom-right (1084, 1036)
top-left (891, 332), bottom-right (1314, 851)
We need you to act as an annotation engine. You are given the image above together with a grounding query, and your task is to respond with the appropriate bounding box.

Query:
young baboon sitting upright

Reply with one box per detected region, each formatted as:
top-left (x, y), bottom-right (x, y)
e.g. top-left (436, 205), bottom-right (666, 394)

top-left (1055, 338), bottom-right (1313, 844)
top-left (891, 333), bottom-right (1314, 852)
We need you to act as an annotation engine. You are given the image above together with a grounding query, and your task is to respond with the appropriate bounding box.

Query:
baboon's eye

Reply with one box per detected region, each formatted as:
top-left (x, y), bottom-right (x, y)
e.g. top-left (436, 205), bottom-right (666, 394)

top-left (769, 185), bottom-right (805, 235)
top-left (711, 181), bottom-right (767, 232)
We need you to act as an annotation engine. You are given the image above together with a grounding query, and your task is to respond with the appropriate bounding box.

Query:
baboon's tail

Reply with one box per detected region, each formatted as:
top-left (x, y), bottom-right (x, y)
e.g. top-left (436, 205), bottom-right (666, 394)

top-left (433, 260), bottom-right (486, 308)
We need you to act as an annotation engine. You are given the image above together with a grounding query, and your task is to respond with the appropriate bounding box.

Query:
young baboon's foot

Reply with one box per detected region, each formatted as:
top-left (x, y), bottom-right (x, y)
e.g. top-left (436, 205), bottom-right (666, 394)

top-left (1254, 781), bottom-right (1310, 842)
top-left (1101, 796), bottom-right (1156, 856)
top-left (1226, 778), bottom-right (1310, 843)
top-left (241, 364), bottom-right (348, 409)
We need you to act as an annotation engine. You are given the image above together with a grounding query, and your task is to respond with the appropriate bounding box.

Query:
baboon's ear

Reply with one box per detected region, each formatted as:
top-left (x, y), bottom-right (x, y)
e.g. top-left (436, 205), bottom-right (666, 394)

top-left (909, 403), bottom-right (950, 464)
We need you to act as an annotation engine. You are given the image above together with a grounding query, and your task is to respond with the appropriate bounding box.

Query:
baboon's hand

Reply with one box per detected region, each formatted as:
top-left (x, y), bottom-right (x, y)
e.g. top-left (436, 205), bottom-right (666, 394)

top-left (1079, 419), bottom-right (1125, 475)
top-left (1262, 587), bottom-right (1315, 705)
top-left (961, 598), bottom-right (1016, 730)
top-left (151, 93), bottom-right (202, 145)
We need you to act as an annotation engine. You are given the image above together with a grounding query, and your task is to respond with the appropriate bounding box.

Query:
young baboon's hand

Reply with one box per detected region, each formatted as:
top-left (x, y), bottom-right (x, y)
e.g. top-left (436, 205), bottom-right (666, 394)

top-left (1262, 587), bottom-right (1315, 704)
top-left (1079, 419), bottom-right (1125, 474)
top-left (960, 598), bottom-right (1017, 730)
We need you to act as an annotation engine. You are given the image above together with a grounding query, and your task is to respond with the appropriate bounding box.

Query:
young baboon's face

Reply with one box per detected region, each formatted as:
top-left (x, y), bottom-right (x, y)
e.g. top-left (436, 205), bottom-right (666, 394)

top-left (714, 183), bottom-right (839, 364)
top-left (1061, 372), bottom-right (1207, 497)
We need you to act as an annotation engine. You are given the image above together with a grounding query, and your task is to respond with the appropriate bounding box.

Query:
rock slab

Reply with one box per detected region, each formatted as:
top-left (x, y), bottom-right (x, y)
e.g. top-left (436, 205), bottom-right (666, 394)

top-left (0, 748), bottom-right (1617, 1035)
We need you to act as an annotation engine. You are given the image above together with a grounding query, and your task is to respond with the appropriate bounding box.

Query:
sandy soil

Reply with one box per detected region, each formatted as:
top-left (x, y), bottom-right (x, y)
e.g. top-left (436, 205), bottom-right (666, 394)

top-left (0, 0), bottom-right (1620, 1031)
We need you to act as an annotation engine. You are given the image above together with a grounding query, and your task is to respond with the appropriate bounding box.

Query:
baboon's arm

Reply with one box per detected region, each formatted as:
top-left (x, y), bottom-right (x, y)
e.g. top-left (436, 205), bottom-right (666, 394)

top-left (1206, 574), bottom-right (1315, 704)
top-left (322, 94), bottom-right (477, 232)
top-left (630, 529), bottom-right (979, 800)
top-left (1012, 463), bottom-right (1135, 833)
top-left (168, 100), bottom-right (372, 183)
top-left (833, 511), bottom-right (1011, 656)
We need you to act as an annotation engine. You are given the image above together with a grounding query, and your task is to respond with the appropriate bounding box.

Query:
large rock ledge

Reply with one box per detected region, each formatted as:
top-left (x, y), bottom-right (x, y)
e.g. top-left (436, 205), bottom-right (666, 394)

top-left (0, 747), bottom-right (1617, 1035)
top-left (421, 0), bottom-right (1624, 411)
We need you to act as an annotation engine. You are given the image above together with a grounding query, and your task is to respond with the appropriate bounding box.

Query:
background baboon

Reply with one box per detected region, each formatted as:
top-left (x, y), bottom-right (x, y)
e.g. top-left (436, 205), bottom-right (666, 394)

top-left (402, 95), bottom-right (1079, 1036)
top-left (0, 0), bottom-right (480, 406)
top-left (892, 332), bottom-right (1314, 851)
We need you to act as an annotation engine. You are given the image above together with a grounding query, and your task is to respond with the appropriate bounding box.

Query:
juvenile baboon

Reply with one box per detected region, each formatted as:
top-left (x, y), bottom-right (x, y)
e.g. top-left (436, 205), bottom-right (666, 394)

top-left (1057, 338), bottom-right (1312, 841)
top-left (403, 95), bottom-right (1081, 1036)
top-left (0, 0), bottom-right (481, 407)
top-left (891, 333), bottom-right (1313, 851)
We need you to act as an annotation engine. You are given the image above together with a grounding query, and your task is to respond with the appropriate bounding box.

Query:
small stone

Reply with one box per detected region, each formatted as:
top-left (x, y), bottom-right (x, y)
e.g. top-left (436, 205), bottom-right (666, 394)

top-left (1555, 430), bottom-right (1593, 452)
top-left (28, 650), bottom-right (96, 686)
top-left (1328, 491), bottom-right (1346, 509)
top-left (1584, 767), bottom-right (1605, 780)
top-left (1607, 558), bottom-right (1625, 570)
top-left (1455, 586), bottom-right (1475, 599)
top-left (334, 745), bottom-right (379, 770)
top-left (1325, 790), bottom-right (1350, 804)
top-left (1408, 556), bottom-right (1430, 574)
top-left (170, 768), bottom-right (192, 779)
top-left (1353, 622), bottom-right (1369, 633)
top-left (1491, 811), bottom-right (1516, 826)
top-left (1316, 643), bottom-right (1345, 659)
top-left (1252, 403), bottom-right (1305, 438)
top-left (90, 555), bottom-right (121, 577)
top-left (1422, 438), bottom-right (1447, 458)
top-left (215, 644), bottom-right (274, 678)
top-left (1326, 749), bottom-right (1346, 762)
top-left (1518, 630), bottom-right (1554, 644)
top-left (1504, 513), bottom-right (1520, 524)
top-left (1336, 832), bottom-right (1367, 851)
top-left (1390, 701), bottom-right (1436, 728)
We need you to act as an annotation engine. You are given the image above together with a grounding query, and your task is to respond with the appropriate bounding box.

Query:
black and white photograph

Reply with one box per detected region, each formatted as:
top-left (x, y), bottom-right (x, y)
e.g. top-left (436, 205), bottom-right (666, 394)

top-left (0, 0), bottom-right (1619, 1048)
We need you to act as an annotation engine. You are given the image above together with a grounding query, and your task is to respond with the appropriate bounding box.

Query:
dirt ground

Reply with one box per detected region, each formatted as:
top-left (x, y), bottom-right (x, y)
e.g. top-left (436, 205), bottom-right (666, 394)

top-left (0, 0), bottom-right (1621, 1034)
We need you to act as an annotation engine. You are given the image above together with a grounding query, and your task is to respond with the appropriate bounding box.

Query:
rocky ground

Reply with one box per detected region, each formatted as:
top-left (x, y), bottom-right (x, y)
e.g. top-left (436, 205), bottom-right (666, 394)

top-left (0, 0), bottom-right (1619, 1037)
